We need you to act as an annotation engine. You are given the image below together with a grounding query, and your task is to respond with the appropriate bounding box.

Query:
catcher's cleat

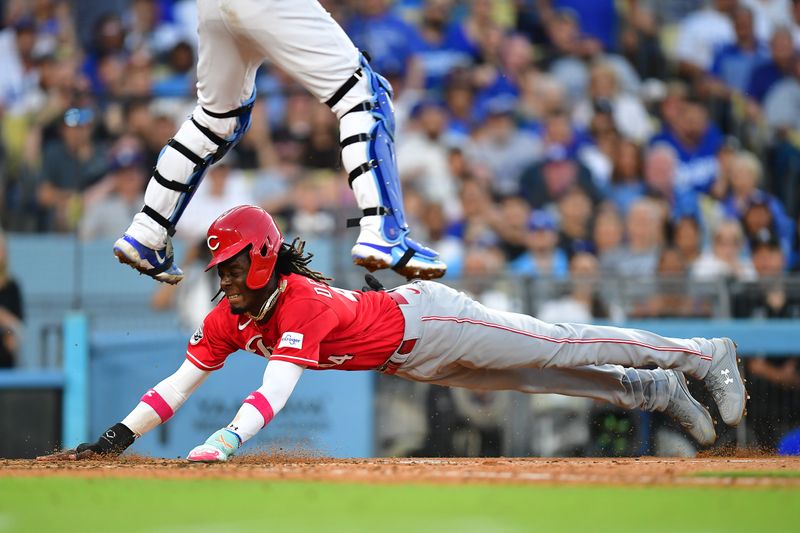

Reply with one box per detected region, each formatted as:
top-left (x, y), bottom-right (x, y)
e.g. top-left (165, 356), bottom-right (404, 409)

top-left (113, 234), bottom-right (184, 285)
top-left (186, 428), bottom-right (241, 463)
top-left (704, 338), bottom-right (747, 427)
top-left (352, 231), bottom-right (446, 280)
top-left (664, 370), bottom-right (716, 446)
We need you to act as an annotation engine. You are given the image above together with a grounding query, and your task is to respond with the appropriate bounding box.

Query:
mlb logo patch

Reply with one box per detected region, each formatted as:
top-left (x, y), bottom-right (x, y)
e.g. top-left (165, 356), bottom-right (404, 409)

top-left (278, 332), bottom-right (304, 350)
top-left (189, 326), bottom-right (204, 345)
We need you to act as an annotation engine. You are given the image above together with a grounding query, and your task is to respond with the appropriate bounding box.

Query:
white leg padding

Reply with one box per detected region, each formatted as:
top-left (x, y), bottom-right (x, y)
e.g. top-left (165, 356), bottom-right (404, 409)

top-left (125, 106), bottom-right (237, 248)
top-left (330, 72), bottom-right (372, 119)
top-left (340, 114), bottom-right (381, 207)
top-left (336, 77), bottom-right (386, 241)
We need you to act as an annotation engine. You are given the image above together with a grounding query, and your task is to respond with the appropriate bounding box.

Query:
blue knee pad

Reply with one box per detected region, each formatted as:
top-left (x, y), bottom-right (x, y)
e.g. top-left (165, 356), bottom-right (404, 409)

top-left (358, 58), bottom-right (408, 243)
top-left (145, 88), bottom-right (256, 236)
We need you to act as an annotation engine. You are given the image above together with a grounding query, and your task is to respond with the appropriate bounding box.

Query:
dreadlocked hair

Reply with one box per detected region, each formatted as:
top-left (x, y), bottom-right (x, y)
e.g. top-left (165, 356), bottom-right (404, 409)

top-left (275, 237), bottom-right (332, 284)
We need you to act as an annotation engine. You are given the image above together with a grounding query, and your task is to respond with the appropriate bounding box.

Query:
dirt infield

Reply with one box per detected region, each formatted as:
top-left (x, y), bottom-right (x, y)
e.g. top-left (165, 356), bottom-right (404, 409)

top-left (3, 455), bottom-right (800, 487)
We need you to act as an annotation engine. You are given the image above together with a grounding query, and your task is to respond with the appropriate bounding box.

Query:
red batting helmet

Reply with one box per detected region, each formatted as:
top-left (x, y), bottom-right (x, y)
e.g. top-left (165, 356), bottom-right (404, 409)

top-left (205, 205), bottom-right (284, 289)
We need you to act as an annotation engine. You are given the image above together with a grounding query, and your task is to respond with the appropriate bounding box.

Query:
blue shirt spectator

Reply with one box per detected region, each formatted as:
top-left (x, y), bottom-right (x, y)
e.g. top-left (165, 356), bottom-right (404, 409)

top-left (610, 182), bottom-right (646, 217)
top-left (507, 210), bottom-right (570, 278)
top-left (402, 0), bottom-right (475, 90)
top-left (649, 101), bottom-right (723, 194)
top-left (441, 2), bottom-right (492, 63)
top-left (554, 0), bottom-right (618, 51)
top-left (711, 41), bottom-right (769, 93)
top-left (152, 41), bottom-right (195, 98)
top-left (508, 246), bottom-right (570, 277)
top-left (745, 27), bottom-right (796, 103)
top-left (347, 8), bottom-right (419, 78)
top-left (412, 31), bottom-right (474, 90)
top-left (747, 59), bottom-right (787, 103)
top-left (728, 191), bottom-right (795, 260)
top-left (709, 6), bottom-right (768, 93)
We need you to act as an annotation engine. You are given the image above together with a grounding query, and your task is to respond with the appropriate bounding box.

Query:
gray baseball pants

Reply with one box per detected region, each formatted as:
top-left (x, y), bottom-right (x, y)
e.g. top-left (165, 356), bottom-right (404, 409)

top-left (385, 281), bottom-right (726, 412)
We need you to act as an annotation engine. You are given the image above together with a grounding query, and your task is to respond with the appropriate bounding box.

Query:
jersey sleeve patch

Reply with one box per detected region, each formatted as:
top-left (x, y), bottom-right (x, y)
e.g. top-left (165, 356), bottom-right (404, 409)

top-left (184, 304), bottom-right (238, 371)
top-left (189, 325), bottom-right (203, 345)
top-left (277, 332), bottom-right (304, 350)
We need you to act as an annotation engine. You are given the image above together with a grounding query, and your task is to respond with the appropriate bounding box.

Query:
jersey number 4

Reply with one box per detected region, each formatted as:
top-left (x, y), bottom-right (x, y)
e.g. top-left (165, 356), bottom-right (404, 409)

top-left (318, 354), bottom-right (354, 368)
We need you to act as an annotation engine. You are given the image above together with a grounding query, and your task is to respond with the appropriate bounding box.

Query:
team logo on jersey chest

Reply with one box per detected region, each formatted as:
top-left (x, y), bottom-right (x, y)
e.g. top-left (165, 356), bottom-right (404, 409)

top-left (189, 325), bottom-right (204, 345)
top-left (245, 334), bottom-right (272, 357)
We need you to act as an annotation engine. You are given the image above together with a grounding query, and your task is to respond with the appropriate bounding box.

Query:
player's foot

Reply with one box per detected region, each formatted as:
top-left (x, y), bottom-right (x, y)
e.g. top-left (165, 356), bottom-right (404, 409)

top-left (704, 338), bottom-right (747, 427)
top-left (113, 233), bottom-right (184, 285)
top-left (352, 229), bottom-right (446, 280)
top-left (664, 370), bottom-right (716, 447)
top-left (186, 444), bottom-right (229, 463)
top-left (186, 429), bottom-right (241, 463)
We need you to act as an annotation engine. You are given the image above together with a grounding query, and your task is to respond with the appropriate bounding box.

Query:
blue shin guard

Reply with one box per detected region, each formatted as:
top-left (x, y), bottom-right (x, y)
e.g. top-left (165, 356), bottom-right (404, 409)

top-left (165, 89), bottom-right (256, 231)
top-left (117, 89), bottom-right (256, 283)
top-left (343, 59), bottom-right (444, 278)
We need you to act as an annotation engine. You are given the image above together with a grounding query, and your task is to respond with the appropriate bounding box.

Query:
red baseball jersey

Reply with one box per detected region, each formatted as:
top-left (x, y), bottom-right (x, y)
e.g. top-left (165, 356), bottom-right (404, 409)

top-left (185, 273), bottom-right (405, 371)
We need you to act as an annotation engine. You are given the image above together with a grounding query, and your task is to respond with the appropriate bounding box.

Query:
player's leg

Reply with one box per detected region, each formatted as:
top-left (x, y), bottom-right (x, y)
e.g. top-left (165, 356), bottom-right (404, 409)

top-left (405, 281), bottom-right (746, 426)
top-left (113, 0), bottom-right (259, 284)
top-left (224, 0), bottom-right (445, 279)
top-left (396, 364), bottom-right (715, 446)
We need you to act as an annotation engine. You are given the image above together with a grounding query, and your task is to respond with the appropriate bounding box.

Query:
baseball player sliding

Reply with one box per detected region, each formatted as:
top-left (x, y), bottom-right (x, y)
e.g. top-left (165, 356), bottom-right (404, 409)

top-left (40, 206), bottom-right (747, 462)
top-left (112, 0), bottom-right (446, 284)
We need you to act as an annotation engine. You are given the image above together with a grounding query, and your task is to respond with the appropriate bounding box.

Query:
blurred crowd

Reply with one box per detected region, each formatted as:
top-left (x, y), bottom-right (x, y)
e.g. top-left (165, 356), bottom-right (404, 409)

top-left (1, 0), bottom-right (800, 449)
top-left (2, 0), bottom-right (800, 284)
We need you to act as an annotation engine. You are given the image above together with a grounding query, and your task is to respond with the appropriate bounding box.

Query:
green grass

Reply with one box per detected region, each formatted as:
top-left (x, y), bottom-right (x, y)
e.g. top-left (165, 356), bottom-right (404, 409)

top-left (693, 470), bottom-right (800, 479)
top-left (0, 477), bottom-right (798, 533)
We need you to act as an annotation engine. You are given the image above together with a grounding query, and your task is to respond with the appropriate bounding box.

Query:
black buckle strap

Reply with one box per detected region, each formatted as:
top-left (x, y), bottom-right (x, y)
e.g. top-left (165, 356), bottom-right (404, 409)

top-left (340, 133), bottom-right (373, 148)
top-left (201, 101), bottom-right (254, 119)
top-left (347, 159), bottom-right (377, 188)
top-left (153, 169), bottom-right (193, 194)
top-left (167, 138), bottom-right (205, 167)
top-left (190, 117), bottom-right (228, 147)
top-left (346, 207), bottom-right (394, 228)
top-left (392, 248), bottom-right (416, 272)
top-left (141, 205), bottom-right (176, 237)
top-left (326, 68), bottom-right (363, 109)
top-left (343, 101), bottom-right (373, 117)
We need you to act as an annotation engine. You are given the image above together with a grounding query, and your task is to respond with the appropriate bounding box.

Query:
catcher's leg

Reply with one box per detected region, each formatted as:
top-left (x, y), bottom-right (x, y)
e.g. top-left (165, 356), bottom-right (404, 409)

top-left (225, 0), bottom-right (446, 279)
top-left (114, 2), bottom-right (260, 284)
top-left (327, 56), bottom-right (446, 280)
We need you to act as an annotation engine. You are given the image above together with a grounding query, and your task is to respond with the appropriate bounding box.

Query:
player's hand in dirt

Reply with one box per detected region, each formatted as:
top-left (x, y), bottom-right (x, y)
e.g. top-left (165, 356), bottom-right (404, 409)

top-left (36, 445), bottom-right (100, 461)
top-left (36, 422), bottom-right (136, 461)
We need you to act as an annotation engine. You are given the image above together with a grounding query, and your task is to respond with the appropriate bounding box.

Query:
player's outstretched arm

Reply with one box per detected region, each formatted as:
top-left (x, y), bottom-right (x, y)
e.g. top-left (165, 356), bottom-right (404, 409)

top-left (37, 422), bottom-right (137, 460)
top-left (187, 360), bottom-right (304, 462)
top-left (37, 360), bottom-right (211, 461)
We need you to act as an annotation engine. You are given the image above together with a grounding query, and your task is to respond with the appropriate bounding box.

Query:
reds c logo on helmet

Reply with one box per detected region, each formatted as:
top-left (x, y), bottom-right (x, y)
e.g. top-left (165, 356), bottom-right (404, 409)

top-left (205, 205), bottom-right (284, 289)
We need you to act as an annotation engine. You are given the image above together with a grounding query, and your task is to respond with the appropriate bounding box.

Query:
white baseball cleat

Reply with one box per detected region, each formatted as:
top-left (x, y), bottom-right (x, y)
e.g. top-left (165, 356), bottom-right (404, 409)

top-left (113, 233), bottom-right (184, 284)
top-left (664, 370), bottom-right (716, 447)
top-left (186, 444), bottom-right (230, 463)
top-left (186, 428), bottom-right (241, 463)
top-left (704, 338), bottom-right (747, 427)
top-left (351, 229), bottom-right (446, 280)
